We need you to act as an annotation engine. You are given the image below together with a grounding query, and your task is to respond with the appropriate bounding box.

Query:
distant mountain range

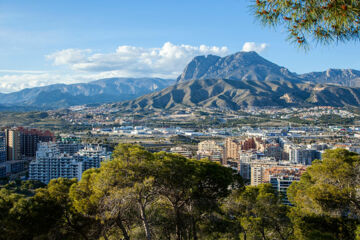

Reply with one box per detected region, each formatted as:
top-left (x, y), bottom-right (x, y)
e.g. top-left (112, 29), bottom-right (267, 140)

top-left (0, 78), bottom-right (175, 110)
top-left (120, 51), bottom-right (360, 110)
top-left (300, 69), bottom-right (360, 87)
top-left (2, 51), bottom-right (360, 111)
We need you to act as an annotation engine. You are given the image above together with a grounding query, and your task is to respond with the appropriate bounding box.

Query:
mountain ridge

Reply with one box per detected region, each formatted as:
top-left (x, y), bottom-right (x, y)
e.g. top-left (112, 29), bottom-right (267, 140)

top-left (119, 78), bottom-right (360, 110)
top-left (177, 51), bottom-right (360, 87)
top-left (0, 77), bottom-right (175, 110)
top-left (2, 51), bottom-right (360, 110)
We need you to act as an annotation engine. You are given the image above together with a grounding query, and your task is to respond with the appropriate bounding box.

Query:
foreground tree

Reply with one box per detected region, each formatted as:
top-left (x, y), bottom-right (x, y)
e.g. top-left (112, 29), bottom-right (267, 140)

top-left (219, 184), bottom-right (294, 240)
top-left (252, 0), bottom-right (360, 47)
top-left (70, 144), bottom-right (242, 240)
top-left (288, 149), bottom-right (360, 239)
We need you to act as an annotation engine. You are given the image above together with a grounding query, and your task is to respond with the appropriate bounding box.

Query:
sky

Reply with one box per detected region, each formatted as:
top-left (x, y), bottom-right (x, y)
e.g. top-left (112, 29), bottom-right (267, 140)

top-left (0, 0), bottom-right (360, 93)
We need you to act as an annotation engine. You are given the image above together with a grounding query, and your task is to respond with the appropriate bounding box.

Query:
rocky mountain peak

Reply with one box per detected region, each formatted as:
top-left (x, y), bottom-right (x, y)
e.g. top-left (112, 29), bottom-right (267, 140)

top-left (177, 51), bottom-right (298, 83)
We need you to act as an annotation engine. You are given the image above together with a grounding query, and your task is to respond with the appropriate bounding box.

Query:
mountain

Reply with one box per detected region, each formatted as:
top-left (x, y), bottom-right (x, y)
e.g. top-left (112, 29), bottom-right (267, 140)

top-left (177, 51), bottom-right (299, 83)
top-left (118, 51), bottom-right (360, 110)
top-left (300, 69), bottom-right (360, 87)
top-left (0, 78), bottom-right (175, 110)
top-left (119, 78), bottom-right (360, 110)
top-left (177, 51), bottom-right (360, 87)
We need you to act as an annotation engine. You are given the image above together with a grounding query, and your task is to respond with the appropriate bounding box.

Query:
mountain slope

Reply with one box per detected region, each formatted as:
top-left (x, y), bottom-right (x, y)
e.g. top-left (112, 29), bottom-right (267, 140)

top-left (177, 51), bottom-right (299, 83)
top-left (120, 78), bottom-right (360, 110)
top-left (300, 69), bottom-right (360, 87)
top-left (0, 78), bottom-right (175, 109)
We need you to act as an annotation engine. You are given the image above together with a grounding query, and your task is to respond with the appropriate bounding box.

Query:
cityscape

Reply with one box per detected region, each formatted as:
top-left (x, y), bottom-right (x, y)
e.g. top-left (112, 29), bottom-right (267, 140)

top-left (1, 0), bottom-right (360, 239)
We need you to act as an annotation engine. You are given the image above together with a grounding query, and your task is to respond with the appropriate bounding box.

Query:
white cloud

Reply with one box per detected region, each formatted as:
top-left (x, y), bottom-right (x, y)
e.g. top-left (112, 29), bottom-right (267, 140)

top-left (46, 42), bottom-right (229, 76)
top-left (242, 42), bottom-right (268, 53)
top-left (0, 70), bottom-right (178, 93)
top-left (47, 49), bottom-right (92, 66)
top-left (1, 42), bottom-right (229, 93)
top-left (0, 73), bottom-right (74, 93)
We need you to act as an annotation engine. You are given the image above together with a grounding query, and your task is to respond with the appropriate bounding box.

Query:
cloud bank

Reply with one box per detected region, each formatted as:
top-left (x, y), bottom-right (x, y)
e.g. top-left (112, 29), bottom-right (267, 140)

top-left (0, 42), bottom-right (229, 93)
top-left (242, 42), bottom-right (268, 53)
top-left (47, 42), bottom-right (229, 76)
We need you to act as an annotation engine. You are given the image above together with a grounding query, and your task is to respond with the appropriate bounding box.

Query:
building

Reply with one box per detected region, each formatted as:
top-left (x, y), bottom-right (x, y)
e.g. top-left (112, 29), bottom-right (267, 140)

top-left (74, 145), bottom-right (111, 172)
top-left (197, 140), bottom-right (224, 164)
top-left (250, 161), bottom-right (279, 186)
top-left (29, 142), bottom-right (110, 184)
top-left (266, 165), bottom-right (307, 205)
top-left (264, 143), bottom-right (282, 161)
top-left (289, 148), bottom-right (321, 165)
top-left (5, 127), bottom-right (54, 161)
top-left (18, 127), bottom-right (54, 157)
top-left (0, 132), bottom-right (6, 163)
top-left (225, 138), bottom-right (240, 160)
top-left (29, 142), bottom-right (81, 184)
top-left (0, 160), bottom-right (29, 178)
top-left (57, 142), bottom-right (84, 155)
top-left (5, 129), bottom-right (21, 161)
top-left (170, 146), bottom-right (193, 158)
top-left (270, 176), bottom-right (299, 205)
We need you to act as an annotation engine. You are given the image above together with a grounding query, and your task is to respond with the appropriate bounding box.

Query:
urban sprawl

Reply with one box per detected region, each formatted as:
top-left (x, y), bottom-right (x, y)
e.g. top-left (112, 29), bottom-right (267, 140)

top-left (0, 106), bottom-right (359, 204)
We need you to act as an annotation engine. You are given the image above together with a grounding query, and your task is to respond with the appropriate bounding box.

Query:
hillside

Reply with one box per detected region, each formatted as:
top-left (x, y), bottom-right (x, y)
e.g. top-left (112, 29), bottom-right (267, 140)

top-left (119, 78), bottom-right (360, 110)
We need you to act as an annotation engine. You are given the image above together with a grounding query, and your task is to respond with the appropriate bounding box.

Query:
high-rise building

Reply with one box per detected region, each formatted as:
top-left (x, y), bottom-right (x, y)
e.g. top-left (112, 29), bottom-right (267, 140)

top-left (289, 148), bottom-right (321, 165)
top-left (57, 142), bottom-right (84, 155)
top-left (29, 142), bottom-right (82, 184)
top-left (5, 129), bottom-right (21, 161)
top-left (29, 142), bottom-right (110, 184)
top-left (74, 145), bottom-right (111, 172)
top-left (18, 127), bottom-right (54, 157)
top-left (250, 161), bottom-right (278, 186)
top-left (0, 132), bottom-right (6, 163)
top-left (225, 138), bottom-right (240, 160)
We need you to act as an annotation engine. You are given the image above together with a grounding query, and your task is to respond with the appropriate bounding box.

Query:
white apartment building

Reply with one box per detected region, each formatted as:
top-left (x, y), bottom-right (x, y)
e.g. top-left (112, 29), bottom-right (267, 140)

top-left (74, 144), bottom-right (111, 171)
top-left (29, 142), bottom-right (81, 184)
top-left (29, 142), bottom-right (110, 184)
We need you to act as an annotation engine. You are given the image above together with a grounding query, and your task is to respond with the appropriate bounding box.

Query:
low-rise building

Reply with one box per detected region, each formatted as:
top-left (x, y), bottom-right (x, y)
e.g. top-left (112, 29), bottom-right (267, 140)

top-left (170, 146), bottom-right (193, 159)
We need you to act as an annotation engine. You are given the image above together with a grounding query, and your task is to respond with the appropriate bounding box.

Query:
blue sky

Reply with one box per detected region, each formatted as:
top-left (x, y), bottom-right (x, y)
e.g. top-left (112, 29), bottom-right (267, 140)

top-left (0, 0), bottom-right (359, 92)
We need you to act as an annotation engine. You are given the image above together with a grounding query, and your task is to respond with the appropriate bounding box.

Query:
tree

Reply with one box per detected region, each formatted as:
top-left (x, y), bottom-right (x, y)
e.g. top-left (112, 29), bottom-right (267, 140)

top-left (70, 145), bottom-right (160, 240)
top-left (288, 149), bottom-right (360, 239)
top-left (252, 0), bottom-right (360, 47)
top-left (220, 184), bottom-right (294, 240)
top-left (70, 144), bottom-right (243, 240)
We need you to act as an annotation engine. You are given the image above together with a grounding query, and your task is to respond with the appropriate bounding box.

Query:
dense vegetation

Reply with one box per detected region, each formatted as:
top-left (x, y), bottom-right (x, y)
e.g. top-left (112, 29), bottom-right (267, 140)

top-left (0, 146), bottom-right (359, 239)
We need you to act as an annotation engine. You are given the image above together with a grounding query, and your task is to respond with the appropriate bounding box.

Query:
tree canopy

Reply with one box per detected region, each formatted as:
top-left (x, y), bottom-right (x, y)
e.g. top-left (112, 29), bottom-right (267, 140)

top-left (1, 146), bottom-right (360, 239)
top-left (252, 0), bottom-right (360, 47)
top-left (288, 148), bottom-right (360, 240)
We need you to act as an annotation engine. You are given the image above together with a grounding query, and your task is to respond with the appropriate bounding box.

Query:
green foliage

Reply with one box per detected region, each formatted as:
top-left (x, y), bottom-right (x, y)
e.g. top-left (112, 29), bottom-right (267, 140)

top-left (252, 0), bottom-right (360, 47)
top-left (2, 146), bottom-right (360, 239)
top-left (219, 184), bottom-right (294, 240)
top-left (288, 148), bottom-right (360, 239)
top-left (70, 145), bottom-right (242, 239)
